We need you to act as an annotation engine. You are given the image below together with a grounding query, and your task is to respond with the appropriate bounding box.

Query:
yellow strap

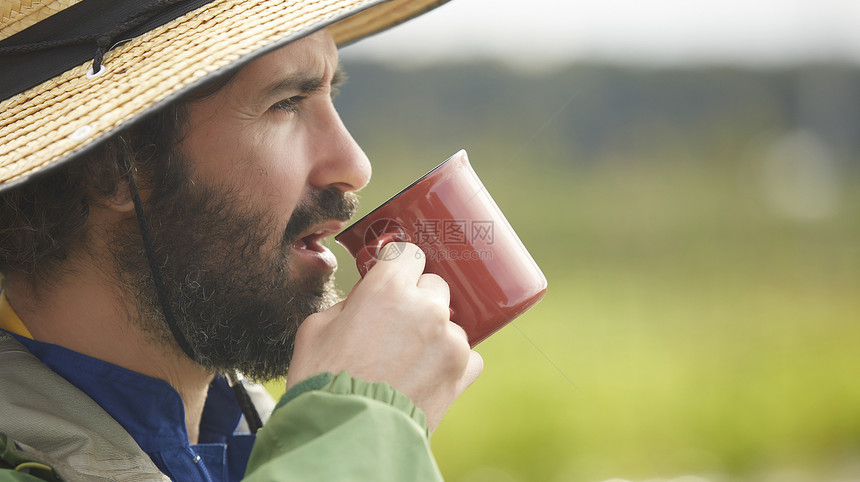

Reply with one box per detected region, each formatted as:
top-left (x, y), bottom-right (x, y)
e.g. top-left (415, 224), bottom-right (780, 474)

top-left (0, 291), bottom-right (33, 339)
top-left (15, 461), bottom-right (55, 474)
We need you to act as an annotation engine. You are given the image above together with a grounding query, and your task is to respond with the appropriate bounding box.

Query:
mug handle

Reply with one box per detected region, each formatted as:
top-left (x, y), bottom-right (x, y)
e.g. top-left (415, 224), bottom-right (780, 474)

top-left (356, 231), bottom-right (412, 277)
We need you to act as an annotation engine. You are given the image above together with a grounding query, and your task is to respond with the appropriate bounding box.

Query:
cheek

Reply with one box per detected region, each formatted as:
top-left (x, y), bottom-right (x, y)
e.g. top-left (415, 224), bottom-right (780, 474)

top-left (184, 99), bottom-right (316, 233)
top-left (252, 162), bottom-right (305, 220)
top-left (250, 168), bottom-right (304, 253)
top-left (246, 131), bottom-right (308, 209)
top-left (190, 124), bottom-right (306, 207)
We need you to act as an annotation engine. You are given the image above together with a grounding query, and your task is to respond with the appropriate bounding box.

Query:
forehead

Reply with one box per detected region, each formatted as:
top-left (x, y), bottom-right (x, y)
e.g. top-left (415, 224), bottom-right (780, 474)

top-left (232, 29), bottom-right (338, 86)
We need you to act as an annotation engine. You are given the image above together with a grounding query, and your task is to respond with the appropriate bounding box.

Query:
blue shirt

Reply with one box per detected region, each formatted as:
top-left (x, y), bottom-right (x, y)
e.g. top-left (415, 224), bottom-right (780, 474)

top-left (3, 330), bottom-right (256, 482)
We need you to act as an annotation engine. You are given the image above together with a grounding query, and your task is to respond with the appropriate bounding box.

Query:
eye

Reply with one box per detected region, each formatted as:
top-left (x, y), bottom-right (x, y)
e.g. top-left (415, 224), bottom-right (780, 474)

top-left (271, 95), bottom-right (306, 113)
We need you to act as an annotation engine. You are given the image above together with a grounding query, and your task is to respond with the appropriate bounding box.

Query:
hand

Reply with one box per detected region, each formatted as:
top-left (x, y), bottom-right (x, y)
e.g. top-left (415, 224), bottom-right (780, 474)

top-left (286, 242), bottom-right (483, 432)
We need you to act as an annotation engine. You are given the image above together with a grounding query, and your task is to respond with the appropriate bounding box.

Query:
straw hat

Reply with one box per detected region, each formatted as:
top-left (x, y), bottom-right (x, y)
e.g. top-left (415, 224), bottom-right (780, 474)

top-left (0, 0), bottom-right (448, 193)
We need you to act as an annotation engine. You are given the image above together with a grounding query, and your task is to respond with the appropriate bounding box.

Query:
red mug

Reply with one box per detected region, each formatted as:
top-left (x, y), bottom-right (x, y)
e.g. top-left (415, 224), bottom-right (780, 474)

top-left (335, 150), bottom-right (547, 346)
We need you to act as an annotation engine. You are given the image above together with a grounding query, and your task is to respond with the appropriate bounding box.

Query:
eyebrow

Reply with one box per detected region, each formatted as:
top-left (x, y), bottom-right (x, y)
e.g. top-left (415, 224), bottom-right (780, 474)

top-left (261, 64), bottom-right (347, 102)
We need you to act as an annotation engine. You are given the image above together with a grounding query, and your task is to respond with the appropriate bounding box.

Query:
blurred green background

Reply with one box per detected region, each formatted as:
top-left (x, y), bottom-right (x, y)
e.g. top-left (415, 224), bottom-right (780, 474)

top-left (271, 62), bottom-right (860, 481)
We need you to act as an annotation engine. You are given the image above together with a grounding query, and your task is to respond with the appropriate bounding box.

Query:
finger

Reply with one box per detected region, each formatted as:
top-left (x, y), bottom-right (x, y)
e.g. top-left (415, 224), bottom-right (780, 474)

top-left (447, 319), bottom-right (470, 346)
top-left (445, 320), bottom-right (473, 371)
top-left (416, 273), bottom-right (450, 307)
top-left (455, 350), bottom-right (484, 396)
top-left (365, 242), bottom-right (426, 283)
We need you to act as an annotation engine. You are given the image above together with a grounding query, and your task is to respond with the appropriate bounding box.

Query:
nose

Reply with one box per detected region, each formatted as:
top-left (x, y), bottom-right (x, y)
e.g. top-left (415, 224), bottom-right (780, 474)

top-left (307, 104), bottom-right (371, 193)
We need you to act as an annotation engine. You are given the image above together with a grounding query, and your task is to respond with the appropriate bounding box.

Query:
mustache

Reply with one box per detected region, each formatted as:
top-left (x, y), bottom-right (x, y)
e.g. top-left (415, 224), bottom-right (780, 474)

top-left (282, 188), bottom-right (359, 245)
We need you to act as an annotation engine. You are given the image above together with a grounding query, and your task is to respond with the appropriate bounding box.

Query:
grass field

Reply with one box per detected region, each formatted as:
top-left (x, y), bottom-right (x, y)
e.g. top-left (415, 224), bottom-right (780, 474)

top-left (268, 137), bottom-right (860, 481)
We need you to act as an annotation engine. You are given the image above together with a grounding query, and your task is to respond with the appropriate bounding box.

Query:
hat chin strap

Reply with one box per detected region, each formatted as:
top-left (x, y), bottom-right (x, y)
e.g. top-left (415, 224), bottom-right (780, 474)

top-left (124, 164), bottom-right (196, 360)
top-left (124, 164), bottom-right (263, 434)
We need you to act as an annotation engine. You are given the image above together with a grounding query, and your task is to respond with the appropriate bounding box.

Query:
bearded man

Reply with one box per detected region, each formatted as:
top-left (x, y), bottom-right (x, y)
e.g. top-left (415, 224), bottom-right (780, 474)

top-left (0, 1), bottom-right (482, 480)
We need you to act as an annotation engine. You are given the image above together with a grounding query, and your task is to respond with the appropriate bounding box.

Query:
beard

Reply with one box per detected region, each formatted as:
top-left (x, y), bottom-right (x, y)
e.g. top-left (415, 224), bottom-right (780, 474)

top-left (112, 154), bottom-right (358, 382)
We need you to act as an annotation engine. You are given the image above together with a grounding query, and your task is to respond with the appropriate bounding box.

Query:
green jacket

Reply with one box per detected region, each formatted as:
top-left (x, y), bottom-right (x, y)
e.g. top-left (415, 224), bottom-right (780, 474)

top-left (0, 334), bottom-right (444, 481)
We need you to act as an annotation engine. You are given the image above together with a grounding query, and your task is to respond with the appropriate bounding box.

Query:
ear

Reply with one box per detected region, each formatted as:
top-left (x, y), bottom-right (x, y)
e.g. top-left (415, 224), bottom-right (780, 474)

top-left (109, 187), bottom-right (136, 213)
top-left (89, 179), bottom-right (136, 214)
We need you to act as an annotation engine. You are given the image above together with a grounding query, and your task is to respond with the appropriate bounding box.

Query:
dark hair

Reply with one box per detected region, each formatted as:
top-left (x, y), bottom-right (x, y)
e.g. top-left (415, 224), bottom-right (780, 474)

top-left (0, 71), bottom-right (237, 281)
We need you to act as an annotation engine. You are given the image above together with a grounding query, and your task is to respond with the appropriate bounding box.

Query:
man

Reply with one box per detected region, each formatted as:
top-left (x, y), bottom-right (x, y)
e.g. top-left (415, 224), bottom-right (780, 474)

top-left (0, 0), bottom-right (482, 480)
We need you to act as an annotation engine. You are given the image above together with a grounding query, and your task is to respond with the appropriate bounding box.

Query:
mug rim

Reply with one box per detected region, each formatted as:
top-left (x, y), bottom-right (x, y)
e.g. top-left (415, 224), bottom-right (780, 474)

top-left (335, 149), bottom-right (467, 240)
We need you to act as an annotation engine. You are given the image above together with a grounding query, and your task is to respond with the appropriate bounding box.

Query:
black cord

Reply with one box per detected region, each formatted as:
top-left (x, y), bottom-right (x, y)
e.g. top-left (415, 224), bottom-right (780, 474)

top-left (125, 165), bottom-right (197, 360)
top-left (227, 373), bottom-right (264, 434)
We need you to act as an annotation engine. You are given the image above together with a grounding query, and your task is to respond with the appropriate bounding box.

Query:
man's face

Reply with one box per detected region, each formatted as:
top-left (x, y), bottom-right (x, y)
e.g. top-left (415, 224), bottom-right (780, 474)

top-left (117, 30), bottom-right (371, 381)
top-left (185, 30), bottom-right (370, 278)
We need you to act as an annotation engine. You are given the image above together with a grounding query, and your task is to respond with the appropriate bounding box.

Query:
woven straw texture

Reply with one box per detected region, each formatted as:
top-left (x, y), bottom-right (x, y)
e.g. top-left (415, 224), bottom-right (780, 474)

top-left (0, 0), bottom-right (83, 41)
top-left (0, 0), bottom-right (446, 190)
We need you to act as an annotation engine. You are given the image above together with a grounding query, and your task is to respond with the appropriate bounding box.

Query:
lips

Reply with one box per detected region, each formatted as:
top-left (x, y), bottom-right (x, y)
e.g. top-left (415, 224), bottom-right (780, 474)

top-left (290, 220), bottom-right (346, 272)
top-left (292, 220), bottom-right (344, 250)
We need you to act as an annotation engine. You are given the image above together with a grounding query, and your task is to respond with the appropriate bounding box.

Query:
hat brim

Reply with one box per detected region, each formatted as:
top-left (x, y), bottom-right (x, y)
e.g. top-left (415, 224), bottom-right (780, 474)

top-left (0, 0), bottom-right (448, 192)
